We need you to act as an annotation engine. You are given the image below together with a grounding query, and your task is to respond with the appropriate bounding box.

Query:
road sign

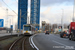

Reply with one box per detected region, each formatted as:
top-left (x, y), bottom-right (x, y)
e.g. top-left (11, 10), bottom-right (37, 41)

top-left (0, 19), bottom-right (4, 27)
top-left (58, 29), bottom-right (61, 32)
top-left (10, 25), bottom-right (13, 29)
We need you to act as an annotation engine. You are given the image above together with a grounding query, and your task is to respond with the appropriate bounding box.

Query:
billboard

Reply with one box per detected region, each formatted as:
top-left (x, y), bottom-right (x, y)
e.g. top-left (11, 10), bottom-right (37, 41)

top-left (0, 19), bottom-right (4, 27)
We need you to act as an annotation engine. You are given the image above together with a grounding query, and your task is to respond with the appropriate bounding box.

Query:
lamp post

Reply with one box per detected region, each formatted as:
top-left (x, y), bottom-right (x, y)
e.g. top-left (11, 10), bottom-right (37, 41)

top-left (18, 9), bottom-right (21, 37)
top-left (73, 0), bottom-right (75, 22)
top-left (61, 9), bottom-right (64, 32)
top-left (6, 9), bottom-right (8, 28)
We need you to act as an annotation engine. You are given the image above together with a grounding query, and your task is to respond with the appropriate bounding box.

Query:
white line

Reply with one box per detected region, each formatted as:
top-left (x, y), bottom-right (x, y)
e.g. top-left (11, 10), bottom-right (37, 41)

top-left (29, 34), bottom-right (39, 50)
top-left (31, 35), bottom-right (39, 50)
top-left (29, 34), bottom-right (38, 48)
top-left (52, 34), bottom-right (68, 40)
top-left (29, 37), bottom-right (34, 48)
top-left (52, 40), bottom-right (67, 46)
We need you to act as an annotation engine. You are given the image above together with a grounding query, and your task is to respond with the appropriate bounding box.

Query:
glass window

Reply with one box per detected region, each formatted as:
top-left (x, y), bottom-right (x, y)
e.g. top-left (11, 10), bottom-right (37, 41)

top-left (24, 26), bottom-right (31, 31)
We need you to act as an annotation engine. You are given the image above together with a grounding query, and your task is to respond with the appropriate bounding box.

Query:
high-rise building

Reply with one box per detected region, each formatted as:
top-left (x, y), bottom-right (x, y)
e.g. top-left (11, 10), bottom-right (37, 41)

top-left (18, 0), bottom-right (28, 29)
top-left (30, 0), bottom-right (40, 30)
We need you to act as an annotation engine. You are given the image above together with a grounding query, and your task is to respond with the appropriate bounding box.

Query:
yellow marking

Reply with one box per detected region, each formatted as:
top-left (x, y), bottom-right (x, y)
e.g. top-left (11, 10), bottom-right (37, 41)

top-left (26, 31), bottom-right (28, 33)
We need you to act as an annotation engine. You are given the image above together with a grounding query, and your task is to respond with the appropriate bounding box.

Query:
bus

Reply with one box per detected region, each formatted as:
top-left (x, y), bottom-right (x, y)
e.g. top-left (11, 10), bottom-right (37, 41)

top-left (23, 24), bottom-right (35, 35)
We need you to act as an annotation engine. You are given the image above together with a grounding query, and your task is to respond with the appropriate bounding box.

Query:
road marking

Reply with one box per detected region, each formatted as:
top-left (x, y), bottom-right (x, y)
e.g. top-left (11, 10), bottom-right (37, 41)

top-left (29, 36), bottom-right (34, 48)
top-left (53, 40), bottom-right (75, 49)
top-left (51, 34), bottom-right (68, 40)
top-left (29, 34), bottom-right (39, 50)
top-left (52, 40), bottom-right (67, 46)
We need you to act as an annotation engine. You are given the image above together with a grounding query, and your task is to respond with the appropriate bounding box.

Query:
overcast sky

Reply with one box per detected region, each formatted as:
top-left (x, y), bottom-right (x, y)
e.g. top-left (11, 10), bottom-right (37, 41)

top-left (0, 0), bottom-right (74, 29)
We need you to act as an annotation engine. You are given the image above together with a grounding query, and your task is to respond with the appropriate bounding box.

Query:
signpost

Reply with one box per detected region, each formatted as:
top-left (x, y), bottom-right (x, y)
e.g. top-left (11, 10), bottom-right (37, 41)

top-left (0, 19), bottom-right (4, 27)
top-left (11, 25), bottom-right (13, 29)
top-left (58, 26), bottom-right (62, 32)
top-left (10, 25), bottom-right (13, 35)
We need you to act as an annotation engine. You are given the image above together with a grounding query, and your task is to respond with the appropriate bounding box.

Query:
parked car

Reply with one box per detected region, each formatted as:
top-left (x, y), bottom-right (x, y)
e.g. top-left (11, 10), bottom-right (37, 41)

top-left (45, 30), bottom-right (49, 35)
top-left (60, 31), bottom-right (69, 38)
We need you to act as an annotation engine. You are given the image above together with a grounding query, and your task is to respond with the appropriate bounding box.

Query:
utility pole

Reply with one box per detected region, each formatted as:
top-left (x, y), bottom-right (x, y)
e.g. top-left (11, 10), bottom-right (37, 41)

top-left (12, 16), bottom-right (13, 33)
top-left (61, 9), bottom-right (64, 32)
top-left (73, 0), bottom-right (75, 22)
top-left (10, 19), bottom-right (11, 27)
top-left (28, 16), bottom-right (29, 24)
top-left (10, 19), bottom-right (12, 35)
top-left (70, 16), bottom-right (72, 22)
top-left (6, 8), bottom-right (8, 28)
top-left (6, 8), bottom-right (9, 33)
top-left (18, 9), bottom-right (21, 37)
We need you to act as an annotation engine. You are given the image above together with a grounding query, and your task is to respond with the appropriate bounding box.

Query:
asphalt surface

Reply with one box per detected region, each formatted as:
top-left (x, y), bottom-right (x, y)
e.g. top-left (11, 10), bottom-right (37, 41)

top-left (33, 33), bottom-right (75, 50)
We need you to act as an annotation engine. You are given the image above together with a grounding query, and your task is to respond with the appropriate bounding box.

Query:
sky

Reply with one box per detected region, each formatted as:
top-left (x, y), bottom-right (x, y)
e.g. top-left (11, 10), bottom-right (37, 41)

top-left (0, 0), bottom-right (74, 29)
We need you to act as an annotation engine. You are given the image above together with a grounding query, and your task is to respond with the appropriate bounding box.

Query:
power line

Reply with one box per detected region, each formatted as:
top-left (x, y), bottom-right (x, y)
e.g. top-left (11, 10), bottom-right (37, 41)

top-left (2, 0), bottom-right (18, 15)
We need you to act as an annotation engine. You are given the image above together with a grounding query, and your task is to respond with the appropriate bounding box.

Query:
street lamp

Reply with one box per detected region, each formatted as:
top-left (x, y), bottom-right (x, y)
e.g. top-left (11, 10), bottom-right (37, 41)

top-left (73, 0), bottom-right (75, 22)
top-left (61, 9), bottom-right (64, 32)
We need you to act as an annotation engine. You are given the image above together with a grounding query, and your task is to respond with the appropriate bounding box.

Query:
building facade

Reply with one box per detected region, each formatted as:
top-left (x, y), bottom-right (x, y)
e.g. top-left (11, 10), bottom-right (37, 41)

top-left (18, 0), bottom-right (28, 29)
top-left (30, 0), bottom-right (40, 30)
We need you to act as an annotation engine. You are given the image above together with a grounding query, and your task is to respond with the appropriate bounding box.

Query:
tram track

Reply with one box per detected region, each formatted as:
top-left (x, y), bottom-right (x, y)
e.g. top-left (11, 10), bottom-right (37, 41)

top-left (9, 36), bottom-right (30, 50)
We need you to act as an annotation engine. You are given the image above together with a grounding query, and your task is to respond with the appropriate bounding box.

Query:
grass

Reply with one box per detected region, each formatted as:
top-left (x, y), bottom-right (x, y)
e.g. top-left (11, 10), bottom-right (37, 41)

top-left (0, 36), bottom-right (22, 47)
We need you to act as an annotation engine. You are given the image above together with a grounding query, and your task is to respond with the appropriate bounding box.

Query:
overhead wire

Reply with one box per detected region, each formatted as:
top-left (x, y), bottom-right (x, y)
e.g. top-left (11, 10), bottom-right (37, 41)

top-left (2, 0), bottom-right (18, 15)
top-left (2, 0), bottom-right (28, 18)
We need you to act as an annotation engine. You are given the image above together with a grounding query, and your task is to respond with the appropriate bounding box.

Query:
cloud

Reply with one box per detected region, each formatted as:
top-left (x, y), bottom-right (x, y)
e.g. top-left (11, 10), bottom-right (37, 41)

top-left (0, 2), bottom-right (2, 6)
top-left (4, 0), bottom-right (11, 3)
top-left (0, 0), bottom-right (74, 29)
top-left (40, 5), bottom-right (74, 26)
top-left (41, 0), bottom-right (73, 6)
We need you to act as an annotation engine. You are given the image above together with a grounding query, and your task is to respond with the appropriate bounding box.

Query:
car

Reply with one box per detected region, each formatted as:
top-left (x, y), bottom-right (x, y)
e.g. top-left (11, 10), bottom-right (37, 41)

top-left (60, 31), bottom-right (69, 38)
top-left (68, 22), bottom-right (75, 41)
top-left (45, 31), bottom-right (49, 35)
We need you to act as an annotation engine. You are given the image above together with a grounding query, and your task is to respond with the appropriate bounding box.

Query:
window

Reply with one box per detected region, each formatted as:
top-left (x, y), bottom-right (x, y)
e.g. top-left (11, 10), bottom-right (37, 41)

top-left (24, 26), bottom-right (31, 31)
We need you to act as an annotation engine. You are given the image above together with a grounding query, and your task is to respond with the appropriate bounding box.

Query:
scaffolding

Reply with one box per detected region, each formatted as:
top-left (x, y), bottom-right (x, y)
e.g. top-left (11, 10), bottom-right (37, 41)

top-left (18, 0), bottom-right (28, 29)
top-left (30, 0), bottom-right (40, 30)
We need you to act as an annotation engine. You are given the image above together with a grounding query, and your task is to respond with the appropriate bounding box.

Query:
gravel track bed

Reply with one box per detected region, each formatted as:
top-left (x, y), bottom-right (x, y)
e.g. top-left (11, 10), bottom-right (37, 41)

top-left (0, 35), bottom-right (36, 50)
top-left (11, 36), bottom-right (26, 50)
top-left (0, 35), bottom-right (17, 41)
top-left (0, 36), bottom-right (23, 50)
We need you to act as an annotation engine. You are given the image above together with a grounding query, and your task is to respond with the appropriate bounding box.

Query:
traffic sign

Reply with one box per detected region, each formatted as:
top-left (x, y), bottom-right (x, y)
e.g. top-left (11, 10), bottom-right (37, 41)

top-left (0, 19), bottom-right (4, 27)
top-left (10, 25), bottom-right (13, 29)
top-left (58, 29), bottom-right (61, 32)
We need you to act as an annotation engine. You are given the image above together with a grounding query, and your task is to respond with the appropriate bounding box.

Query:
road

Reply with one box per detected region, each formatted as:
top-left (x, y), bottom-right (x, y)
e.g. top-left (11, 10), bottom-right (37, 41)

top-left (32, 33), bottom-right (75, 50)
